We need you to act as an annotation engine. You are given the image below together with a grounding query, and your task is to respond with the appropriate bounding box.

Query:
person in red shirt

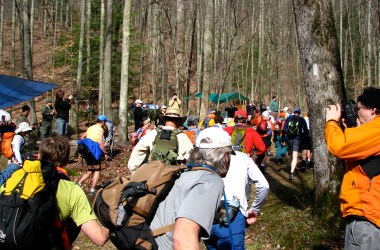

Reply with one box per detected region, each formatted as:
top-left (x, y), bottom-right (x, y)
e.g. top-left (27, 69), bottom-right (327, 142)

top-left (224, 110), bottom-right (266, 165)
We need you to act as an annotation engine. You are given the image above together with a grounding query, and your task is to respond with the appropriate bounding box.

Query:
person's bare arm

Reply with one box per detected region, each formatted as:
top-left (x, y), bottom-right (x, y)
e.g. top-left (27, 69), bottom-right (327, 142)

top-left (97, 130), bottom-right (109, 160)
top-left (81, 220), bottom-right (109, 246)
top-left (173, 218), bottom-right (201, 250)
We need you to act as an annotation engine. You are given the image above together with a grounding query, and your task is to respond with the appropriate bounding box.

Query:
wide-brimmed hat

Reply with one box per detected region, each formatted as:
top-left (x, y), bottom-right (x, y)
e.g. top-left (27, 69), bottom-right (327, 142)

top-left (15, 122), bottom-right (33, 133)
top-left (164, 107), bottom-right (185, 121)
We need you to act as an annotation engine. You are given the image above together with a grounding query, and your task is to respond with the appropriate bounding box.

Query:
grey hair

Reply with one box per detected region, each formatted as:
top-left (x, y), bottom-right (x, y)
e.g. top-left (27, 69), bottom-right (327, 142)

top-left (187, 138), bottom-right (232, 175)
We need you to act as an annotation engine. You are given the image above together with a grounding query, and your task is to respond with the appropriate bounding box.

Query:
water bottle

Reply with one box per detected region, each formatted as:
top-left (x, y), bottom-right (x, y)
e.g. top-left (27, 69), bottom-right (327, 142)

top-left (220, 196), bottom-right (240, 226)
top-left (116, 203), bottom-right (126, 226)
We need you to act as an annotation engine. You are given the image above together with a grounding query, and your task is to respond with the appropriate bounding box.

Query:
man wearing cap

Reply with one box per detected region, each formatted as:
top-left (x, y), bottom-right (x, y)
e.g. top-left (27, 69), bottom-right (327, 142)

top-left (150, 127), bottom-right (235, 249)
top-left (224, 110), bottom-right (266, 165)
top-left (41, 99), bottom-right (56, 139)
top-left (77, 115), bottom-right (109, 195)
top-left (325, 87), bottom-right (380, 249)
top-left (128, 107), bottom-right (193, 172)
top-left (134, 99), bottom-right (146, 131)
top-left (282, 107), bottom-right (308, 180)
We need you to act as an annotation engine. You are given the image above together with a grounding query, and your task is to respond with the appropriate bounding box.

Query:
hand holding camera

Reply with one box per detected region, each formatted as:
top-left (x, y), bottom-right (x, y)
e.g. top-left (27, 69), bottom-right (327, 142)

top-left (325, 104), bottom-right (341, 122)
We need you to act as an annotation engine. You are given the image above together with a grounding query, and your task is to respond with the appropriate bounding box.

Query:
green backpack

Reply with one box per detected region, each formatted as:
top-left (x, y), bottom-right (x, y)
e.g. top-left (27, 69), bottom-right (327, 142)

top-left (149, 128), bottom-right (180, 165)
top-left (231, 125), bottom-right (246, 153)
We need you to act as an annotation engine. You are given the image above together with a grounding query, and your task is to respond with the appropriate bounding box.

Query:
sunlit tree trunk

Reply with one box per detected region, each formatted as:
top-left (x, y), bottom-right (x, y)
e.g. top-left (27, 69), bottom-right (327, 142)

top-left (119, 0), bottom-right (132, 143)
top-left (85, 0), bottom-right (91, 75)
top-left (98, 0), bottom-right (105, 113)
top-left (103, 0), bottom-right (113, 118)
top-left (0, 0), bottom-right (3, 66)
top-left (293, 0), bottom-right (345, 225)
top-left (367, 0), bottom-right (372, 86)
top-left (74, 0), bottom-right (86, 134)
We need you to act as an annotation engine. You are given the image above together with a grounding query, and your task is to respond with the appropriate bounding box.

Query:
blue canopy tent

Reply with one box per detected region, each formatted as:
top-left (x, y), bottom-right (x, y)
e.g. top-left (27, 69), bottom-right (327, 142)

top-left (184, 92), bottom-right (249, 104)
top-left (0, 74), bottom-right (57, 109)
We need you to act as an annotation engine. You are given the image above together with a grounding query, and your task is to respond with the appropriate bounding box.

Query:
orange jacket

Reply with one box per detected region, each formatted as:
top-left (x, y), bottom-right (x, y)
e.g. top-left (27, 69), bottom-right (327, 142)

top-left (325, 117), bottom-right (380, 227)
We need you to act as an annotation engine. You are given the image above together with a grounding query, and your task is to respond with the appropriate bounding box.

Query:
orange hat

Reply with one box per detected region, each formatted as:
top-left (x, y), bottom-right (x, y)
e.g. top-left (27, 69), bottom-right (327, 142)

top-left (234, 110), bottom-right (247, 119)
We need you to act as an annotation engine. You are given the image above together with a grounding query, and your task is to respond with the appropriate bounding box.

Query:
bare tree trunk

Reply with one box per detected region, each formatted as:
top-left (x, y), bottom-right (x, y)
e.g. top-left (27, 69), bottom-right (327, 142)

top-left (30, 0), bottom-right (34, 49)
top-left (119, 0), bottom-right (132, 143)
top-left (11, 0), bottom-right (16, 75)
top-left (196, 0), bottom-right (203, 116)
top-left (138, 4), bottom-right (148, 99)
top-left (176, 0), bottom-right (185, 111)
top-left (292, 0), bottom-right (345, 224)
top-left (0, 0), bottom-right (3, 66)
top-left (74, 0), bottom-right (86, 134)
top-left (52, 0), bottom-right (58, 66)
top-left (86, 0), bottom-right (91, 75)
top-left (103, 0), bottom-right (113, 118)
top-left (98, 0), bottom-right (105, 113)
top-left (367, 0), bottom-right (372, 86)
top-left (200, 0), bottom-right (213, 120)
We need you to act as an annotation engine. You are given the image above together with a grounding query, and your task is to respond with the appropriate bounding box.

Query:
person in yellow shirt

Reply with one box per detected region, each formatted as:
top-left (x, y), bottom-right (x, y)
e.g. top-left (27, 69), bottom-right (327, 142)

top-left (77, 115), bottom-right (109, 195)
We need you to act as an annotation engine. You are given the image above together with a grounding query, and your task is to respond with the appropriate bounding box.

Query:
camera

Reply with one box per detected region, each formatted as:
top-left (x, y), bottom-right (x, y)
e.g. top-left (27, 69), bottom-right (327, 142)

top-left (341, 100), bottom-right (357, 128)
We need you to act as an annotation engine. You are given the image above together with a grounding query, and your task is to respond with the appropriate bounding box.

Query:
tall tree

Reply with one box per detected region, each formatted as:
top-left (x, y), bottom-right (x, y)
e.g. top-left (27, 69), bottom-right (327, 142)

top-left (98, 0), bottom-right (105, 113)
top-left (0, 0), bottom-right (3, 66)
top-left (103, 0), bottom-right (113, 118)
top-left (292, 0), bottom-right (345, 224)
top-left (119, 0), bottom-right (132, 142)
top-left (74, 0), bottom-right (86, 134)
top-left (85, 0), bottom-right (91, 75)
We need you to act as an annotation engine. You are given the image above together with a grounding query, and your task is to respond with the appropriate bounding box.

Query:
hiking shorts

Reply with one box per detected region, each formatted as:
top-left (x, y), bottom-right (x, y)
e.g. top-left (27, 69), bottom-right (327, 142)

top-left (287, 139), bottom-right (301, 152)
top-left (262, 136), bottom-right (272, 148)
top-left (300, 137), bottom-right (312, 151)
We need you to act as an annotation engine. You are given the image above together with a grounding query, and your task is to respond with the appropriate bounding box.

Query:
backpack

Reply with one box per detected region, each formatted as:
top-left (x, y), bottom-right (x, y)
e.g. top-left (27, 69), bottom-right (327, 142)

top-left (93, 160), bottom-right (198, 250)
top-left (1, 131), bottom-right (15, 159)
top-left (184, 130), bottom-right (196, 145)
top-left (256, 119), bottom-right (268, 135)
top-left (202, 117), bottom-right (211, 129)
top-left (287, 116), bottom-right (300, 136)
top-left (0, 160), bottom-right (79, 249)
top-left (231, 125), bottom-right (246, 153)
top-left (149, 128), bottom-right (180, 165)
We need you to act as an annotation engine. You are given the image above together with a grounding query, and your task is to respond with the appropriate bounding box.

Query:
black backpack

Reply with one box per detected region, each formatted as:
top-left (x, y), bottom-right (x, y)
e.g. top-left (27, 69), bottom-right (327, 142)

top-left (287, 116), bottom-right (300, 136)
top-left (0, 160), bottom-right (80, 249)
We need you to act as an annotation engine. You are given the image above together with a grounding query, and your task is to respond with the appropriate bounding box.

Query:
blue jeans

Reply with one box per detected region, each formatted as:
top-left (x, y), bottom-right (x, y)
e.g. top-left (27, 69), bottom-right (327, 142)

top-left (56, 118), bottom-right (68, 135)
top-left (205, 211), bottom-right (246, 250)
top-left (345, 219), bottom-right (380, 250)
top-left (275, 140), bottom-right (288, 159)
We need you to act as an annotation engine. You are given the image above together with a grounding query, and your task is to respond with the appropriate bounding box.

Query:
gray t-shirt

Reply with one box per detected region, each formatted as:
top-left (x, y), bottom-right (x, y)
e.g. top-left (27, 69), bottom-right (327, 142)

top-left (150, 170), bottom-right (224, 249)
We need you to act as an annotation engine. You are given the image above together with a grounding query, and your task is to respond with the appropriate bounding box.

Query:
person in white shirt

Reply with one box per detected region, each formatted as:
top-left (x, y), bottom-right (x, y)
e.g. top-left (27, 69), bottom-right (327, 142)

top-left (205, 151), bottom-right (270, 250)
top-left (11, 122), bottom-right (33, 166)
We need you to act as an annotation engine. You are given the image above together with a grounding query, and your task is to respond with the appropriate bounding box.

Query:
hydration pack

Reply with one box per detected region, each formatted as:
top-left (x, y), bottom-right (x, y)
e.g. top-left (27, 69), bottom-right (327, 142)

top-left (231, 125), bottom-right (246, 153)
top-left (287, 116), bottom-right (300, 136)
top-left (149, 128), bottom-right (180, 165)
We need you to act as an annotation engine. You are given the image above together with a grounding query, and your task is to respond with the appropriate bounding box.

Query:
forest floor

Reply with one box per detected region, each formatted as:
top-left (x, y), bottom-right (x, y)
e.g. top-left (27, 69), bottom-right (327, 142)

top-left (67, 144), bottom-right (344, 250)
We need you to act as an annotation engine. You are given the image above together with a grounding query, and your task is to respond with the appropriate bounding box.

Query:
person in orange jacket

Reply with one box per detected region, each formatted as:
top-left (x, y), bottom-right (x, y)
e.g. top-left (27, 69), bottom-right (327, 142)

top-left (325, 87), bottom-right (380, 249)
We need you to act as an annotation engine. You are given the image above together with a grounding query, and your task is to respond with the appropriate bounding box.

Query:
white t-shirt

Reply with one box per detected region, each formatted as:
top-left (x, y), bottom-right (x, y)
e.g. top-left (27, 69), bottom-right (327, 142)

top-left (11, 134), bottom-right (26, 164)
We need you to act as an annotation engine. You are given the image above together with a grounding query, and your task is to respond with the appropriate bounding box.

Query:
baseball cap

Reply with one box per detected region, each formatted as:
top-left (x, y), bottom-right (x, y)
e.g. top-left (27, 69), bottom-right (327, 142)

top-left (283, 107), bottom-right (289, 111)
top-left (261, 111), bottom-right (270, 117)
top-left (161, 105), bottom-right (167, 109)
top-left (135, 99), bottom-right (143, 104)
top-left (46, 99), bottom-right (53, 104)
top-left (195, 127), bottom-right (235, 154)
top-left (97, 115), bottom-right (108, 121)
top-left (294, 107), bottom-right (301, 114)
top-left (234, 110), bottom-right (247, 119)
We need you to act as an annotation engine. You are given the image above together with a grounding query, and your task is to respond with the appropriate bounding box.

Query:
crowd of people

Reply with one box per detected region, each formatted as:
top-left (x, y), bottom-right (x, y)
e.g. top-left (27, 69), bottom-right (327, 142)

top-left (0, 87), bottom-right (379, 249)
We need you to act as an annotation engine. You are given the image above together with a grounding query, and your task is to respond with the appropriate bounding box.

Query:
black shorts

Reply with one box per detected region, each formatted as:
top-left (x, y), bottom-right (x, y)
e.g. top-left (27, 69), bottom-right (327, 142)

top-left (77, 144), bottom-right (102, 166)
top-left (300, 137), bottom-right (312, 151)
top-left (262, 136), bottom-right (272, 148)
top-left (287, 139), bottom-right (301, 152)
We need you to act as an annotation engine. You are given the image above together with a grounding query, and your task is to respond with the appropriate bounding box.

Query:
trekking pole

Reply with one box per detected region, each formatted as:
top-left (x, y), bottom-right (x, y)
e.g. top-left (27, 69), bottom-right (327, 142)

top-left (223, 192), bottom-right (235, 250)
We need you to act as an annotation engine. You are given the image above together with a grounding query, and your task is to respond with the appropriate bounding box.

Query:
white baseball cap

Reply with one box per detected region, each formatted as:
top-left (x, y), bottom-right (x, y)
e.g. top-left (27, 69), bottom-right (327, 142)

top-left (195, 127), bottom-right (235, 154)
top-left (283, 107), bottom-right (289, 111)
top-left (135, 99), bottom-right (143, 104)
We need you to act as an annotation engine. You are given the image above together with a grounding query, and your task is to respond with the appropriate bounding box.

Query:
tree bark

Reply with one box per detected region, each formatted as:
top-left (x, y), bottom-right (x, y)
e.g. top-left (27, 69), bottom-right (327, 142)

top-left (292, 0), bottom-right (345, 224)
top-left (85, 0), bottom-right (91, 75)
top-left (98, 0), bottom-right (105, 114)
top-left (74, 0), bottom-right (86, 134)
top-left (103, 0), bottom-right (113, 118)
top-left (119, 0), bottom-right (132, 143)
top-left (0, 0), bottom-right (3, 66)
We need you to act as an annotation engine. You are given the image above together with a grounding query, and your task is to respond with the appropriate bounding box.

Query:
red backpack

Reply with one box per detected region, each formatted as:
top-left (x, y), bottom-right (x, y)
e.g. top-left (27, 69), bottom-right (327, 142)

top-left (256, 119), bottom-right (268, 135)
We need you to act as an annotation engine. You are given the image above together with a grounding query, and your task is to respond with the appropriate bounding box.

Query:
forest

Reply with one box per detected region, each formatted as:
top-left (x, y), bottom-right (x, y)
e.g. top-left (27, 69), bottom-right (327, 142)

top-left (0, 0), bottom-right (379, 249)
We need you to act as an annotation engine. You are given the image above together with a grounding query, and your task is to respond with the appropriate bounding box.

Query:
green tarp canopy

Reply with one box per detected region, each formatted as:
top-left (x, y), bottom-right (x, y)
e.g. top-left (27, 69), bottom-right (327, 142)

top-left (184, 92), bottom-right (249, 104)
